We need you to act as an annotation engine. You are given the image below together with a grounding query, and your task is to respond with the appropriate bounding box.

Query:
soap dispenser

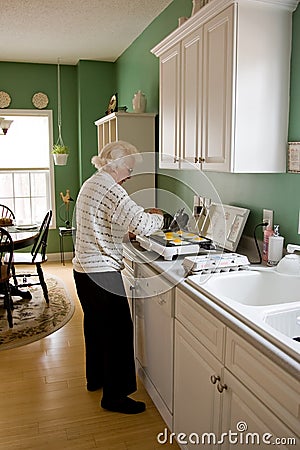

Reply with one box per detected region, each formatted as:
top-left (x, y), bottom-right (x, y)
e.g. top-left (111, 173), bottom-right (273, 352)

top-left (268, 225), bottom-right (284, 266)
top-left (262, 221), bottom-right (273, 262)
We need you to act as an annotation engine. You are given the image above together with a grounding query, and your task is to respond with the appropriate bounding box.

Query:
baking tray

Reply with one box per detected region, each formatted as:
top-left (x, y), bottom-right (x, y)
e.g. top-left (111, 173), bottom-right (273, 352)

top-left (148, 230), bottom-right (212, 247)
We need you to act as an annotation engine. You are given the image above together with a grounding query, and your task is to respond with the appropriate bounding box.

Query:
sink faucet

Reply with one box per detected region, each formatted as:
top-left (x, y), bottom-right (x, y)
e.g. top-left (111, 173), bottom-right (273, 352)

top-left (286, 244), bottom-right (300, 254)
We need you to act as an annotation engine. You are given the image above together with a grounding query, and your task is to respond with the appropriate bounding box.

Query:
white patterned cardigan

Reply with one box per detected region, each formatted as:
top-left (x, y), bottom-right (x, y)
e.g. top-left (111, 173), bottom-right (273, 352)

top-left (72, 171), bottom-right (163, 273)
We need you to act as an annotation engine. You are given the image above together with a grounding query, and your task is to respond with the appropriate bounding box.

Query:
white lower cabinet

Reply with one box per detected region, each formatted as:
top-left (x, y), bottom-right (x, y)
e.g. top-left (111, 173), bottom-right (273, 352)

top-left (174, 321), bottom-right (224, 450)
top-left (134, 264), bottom-right (174, 429)
top-left (222, 369), bottom-right (298, 450)
top-left (133, 266), bottom-right (299, 449)
top-left (174, 288), bottom-right (299, 449)
top-left (122, 257), bottom-right (135, 317)
top-left (225, 329), bottom-right (300, 443)
top-left (174, 289), bottom-right (226, 449)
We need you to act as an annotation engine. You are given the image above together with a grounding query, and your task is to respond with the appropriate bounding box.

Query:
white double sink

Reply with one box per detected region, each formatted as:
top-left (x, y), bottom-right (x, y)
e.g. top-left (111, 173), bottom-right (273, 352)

top-left (187, 267), bottom-right (300, 357)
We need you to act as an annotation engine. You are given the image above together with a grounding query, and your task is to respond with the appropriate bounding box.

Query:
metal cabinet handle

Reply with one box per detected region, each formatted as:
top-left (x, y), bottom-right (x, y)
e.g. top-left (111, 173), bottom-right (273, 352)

top-left (199, 157), bottom-right (205, 163)
top-left (129, 285), bottom-right (135, 291)
top-left (217, 381), bottom-right (228, 393)
top-left (158, 296), bottom-right (166, 305)
top-left (174, 156), bottom-right (179, 163)
top-left (210, 374), bottom-right (220, 384)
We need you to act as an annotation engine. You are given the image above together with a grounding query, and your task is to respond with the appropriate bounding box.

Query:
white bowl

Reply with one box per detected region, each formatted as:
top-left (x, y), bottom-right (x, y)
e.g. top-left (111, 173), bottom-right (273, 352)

top-left (275, 254), bottom-right (300, 275)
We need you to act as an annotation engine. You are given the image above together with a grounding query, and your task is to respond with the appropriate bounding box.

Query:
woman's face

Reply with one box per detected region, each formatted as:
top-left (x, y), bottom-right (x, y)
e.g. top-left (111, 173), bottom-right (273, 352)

top-left (115, 156), bottom-right (135, 185)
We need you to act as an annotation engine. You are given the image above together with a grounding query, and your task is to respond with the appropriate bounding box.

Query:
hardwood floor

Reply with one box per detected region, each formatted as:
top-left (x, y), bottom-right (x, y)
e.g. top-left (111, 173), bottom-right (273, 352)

top-left (0, 261), bottom-right (179, 449)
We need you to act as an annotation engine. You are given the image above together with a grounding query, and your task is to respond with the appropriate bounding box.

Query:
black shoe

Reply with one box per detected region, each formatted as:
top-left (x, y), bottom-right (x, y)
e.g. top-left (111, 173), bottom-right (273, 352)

top-left (101, 396), bottom-right (146, 414)
top-left (87, 382), bottom-right (102, 392)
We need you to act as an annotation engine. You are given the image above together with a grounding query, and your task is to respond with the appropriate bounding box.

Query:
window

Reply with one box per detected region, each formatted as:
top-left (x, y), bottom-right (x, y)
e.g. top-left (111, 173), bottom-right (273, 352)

top-left (0, 109), bottom-right (56, 226)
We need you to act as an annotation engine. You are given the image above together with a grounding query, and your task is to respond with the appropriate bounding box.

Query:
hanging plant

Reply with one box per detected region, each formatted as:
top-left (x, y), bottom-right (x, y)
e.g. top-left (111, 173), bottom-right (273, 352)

top-left (52, 144), bottom-right (69, 165)
top-left (53, 58), bottom-right (70, 166)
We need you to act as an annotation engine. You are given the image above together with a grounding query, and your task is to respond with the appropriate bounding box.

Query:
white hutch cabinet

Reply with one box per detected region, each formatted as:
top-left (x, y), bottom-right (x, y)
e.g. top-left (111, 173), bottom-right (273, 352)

top-left (94, 112), bottom-right (156, 207)
top-left (152, 0), bottom-right (298, 173)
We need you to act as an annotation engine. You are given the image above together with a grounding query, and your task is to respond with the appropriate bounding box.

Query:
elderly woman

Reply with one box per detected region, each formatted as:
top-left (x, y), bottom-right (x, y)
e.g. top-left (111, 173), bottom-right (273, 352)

top-left (73, 140), bottom-right (163, 414)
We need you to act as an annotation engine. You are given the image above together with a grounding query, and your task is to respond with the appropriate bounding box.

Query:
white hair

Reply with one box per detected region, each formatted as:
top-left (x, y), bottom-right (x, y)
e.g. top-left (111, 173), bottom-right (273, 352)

top-left (91, 140), bottom-right (142, 171)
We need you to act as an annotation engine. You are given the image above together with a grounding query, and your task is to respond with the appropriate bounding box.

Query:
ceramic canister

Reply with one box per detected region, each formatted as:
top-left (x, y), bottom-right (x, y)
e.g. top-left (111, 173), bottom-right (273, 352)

top-left (132, 90), bottom-right (147, 113)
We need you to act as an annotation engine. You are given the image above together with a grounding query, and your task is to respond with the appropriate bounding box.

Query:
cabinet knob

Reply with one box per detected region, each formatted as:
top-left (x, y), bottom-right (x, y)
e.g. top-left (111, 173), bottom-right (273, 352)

top-left (158, 296), bottom-right (166, 305)
top-left (210, 374), bottom-right (220, 384)
top-left (217, 381), bottom-right (228, 393)
top-left (129, 285), bottom-right (135, 291)
top-left (199, 157), bottom-right (205, 163)
top-left (174, 156), bottom-right (179, 163)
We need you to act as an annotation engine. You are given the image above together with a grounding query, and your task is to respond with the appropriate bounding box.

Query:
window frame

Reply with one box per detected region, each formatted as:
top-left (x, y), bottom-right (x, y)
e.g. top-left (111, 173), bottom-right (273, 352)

top-left (0, 109), bottom-right (56, 228)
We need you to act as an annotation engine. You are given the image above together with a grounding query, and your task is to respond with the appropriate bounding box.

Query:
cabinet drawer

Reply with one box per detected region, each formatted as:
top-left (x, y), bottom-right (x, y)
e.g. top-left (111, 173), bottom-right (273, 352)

top-left (136, 264), bottom-right (173, 295)
top-left (123, 258), bottom-right (134, 273)
top-left (175, 288), bottom-right (226, 362)
top-left (135, 264), bottom-right (173, 315)
top-left (226, 329), bottom-right (300, 436)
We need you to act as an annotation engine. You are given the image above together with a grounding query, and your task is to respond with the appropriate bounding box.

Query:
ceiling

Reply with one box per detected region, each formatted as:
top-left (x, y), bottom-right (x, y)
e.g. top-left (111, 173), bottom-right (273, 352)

top-left (0, 0), bottom-right (173, 65)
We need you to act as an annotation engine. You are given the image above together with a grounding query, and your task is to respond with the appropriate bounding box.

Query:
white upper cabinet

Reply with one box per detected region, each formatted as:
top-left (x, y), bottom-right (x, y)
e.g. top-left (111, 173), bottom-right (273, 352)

top-left (152, 0), bottom-right (298, 173)
top-left (181, 27), bottom-right (204, 169)
top-left (159, 44), bottom-right (181, 168)
top-left (202, 6), bottom-right (233, 172)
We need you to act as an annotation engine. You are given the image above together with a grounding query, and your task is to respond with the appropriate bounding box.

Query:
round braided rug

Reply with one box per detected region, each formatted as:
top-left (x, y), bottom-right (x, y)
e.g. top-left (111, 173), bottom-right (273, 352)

top-left (0, 274), bottom-right (75, 351)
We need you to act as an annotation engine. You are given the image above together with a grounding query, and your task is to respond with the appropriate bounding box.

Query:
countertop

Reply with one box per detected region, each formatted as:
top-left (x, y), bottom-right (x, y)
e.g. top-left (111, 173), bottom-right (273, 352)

top-left (123, 241), bottom-right (300, 380)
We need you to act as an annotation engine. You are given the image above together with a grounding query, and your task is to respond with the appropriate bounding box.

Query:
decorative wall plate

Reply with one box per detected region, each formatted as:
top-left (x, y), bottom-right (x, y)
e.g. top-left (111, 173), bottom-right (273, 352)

top-left (32, 92), bottom-right (49, 109)
top-left (0, 91), bottom-right (11, 108)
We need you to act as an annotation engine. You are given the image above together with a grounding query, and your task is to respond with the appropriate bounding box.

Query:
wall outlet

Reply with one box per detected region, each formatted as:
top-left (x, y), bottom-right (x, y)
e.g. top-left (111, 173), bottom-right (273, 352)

top-left (263, 209), bottom-right (273, 228)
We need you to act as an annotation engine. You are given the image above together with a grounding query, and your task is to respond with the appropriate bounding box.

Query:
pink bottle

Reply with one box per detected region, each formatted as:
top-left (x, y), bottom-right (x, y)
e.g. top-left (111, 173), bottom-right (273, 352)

top-left (262, 223), bottom-right (274, 262)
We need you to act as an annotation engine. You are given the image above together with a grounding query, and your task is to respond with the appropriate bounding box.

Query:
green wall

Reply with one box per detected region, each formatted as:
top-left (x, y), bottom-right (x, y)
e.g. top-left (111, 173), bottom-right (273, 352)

top-left (77, 60), bottom-right (116, 184)
top-left (116, 0), bottom-right (300, 246)
top-left (0, 60), bottom-right (115, 252)
top-left (116, 0), bottom-right (192, 112)
top-left (0, 62), bottom-right (78, 252)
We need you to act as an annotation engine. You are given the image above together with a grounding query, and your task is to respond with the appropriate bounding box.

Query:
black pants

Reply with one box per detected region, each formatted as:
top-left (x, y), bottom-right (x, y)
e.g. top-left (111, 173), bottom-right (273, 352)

top-left (73, 270), bottom-right (137, 400)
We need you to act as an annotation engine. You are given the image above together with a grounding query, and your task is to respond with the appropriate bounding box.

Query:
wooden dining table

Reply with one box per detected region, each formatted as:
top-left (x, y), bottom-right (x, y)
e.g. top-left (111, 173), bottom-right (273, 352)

top-left (6, 225), bottom-right (39, 250)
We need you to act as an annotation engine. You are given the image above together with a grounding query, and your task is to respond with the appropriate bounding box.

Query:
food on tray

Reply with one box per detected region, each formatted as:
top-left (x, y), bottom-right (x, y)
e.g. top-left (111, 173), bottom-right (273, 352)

top-left (189, 236), bottom-right (207, 242)
top-left (170, 238), bottom-right (190, 246)
top-left (150, 229), bottom-right (209, 247)
top-left (164, 232), bottom-right (175, 240)
top-left (172, 238), bottom-right (182, 243)
top-left (181, 232), bottom-right (196, 239)
top-left (0, 217), bottom-right (13, 226)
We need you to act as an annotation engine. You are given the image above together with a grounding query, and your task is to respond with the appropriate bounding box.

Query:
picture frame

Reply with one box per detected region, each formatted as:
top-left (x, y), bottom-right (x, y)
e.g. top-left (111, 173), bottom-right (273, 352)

top-left (288, 142), bottom-right (300, 173)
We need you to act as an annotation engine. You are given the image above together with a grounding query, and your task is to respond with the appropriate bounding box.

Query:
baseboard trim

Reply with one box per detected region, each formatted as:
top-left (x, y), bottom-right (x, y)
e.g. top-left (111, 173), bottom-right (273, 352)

top-left (47, 252), bottom-right (73, 262)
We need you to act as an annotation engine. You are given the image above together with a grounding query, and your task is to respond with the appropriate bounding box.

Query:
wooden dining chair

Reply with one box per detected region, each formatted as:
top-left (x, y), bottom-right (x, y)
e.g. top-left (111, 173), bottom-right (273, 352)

top-left (0, 227), bottom-right (14, 328)
top-left (10, 210), bottom-right (52, 304)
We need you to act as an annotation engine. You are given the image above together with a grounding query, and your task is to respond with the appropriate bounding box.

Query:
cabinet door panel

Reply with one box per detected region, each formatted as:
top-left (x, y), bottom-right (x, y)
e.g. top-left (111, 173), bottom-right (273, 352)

top-left (135, 293), bottom-right (173, 412)
top-left (222, 369), bottom-right (298, 450)
top-left (181, 28), bottom-right (203, 169)
top-left (226, 329), bottom-right (300, 436)
top-left (202, 5), bottom-right (234, 172)
top-left (159, 44), bottom-right (181, 168)
top-left (174, 321), bottom-right (223, 449)
top-left (175, 288), bottom-right (226, 362)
